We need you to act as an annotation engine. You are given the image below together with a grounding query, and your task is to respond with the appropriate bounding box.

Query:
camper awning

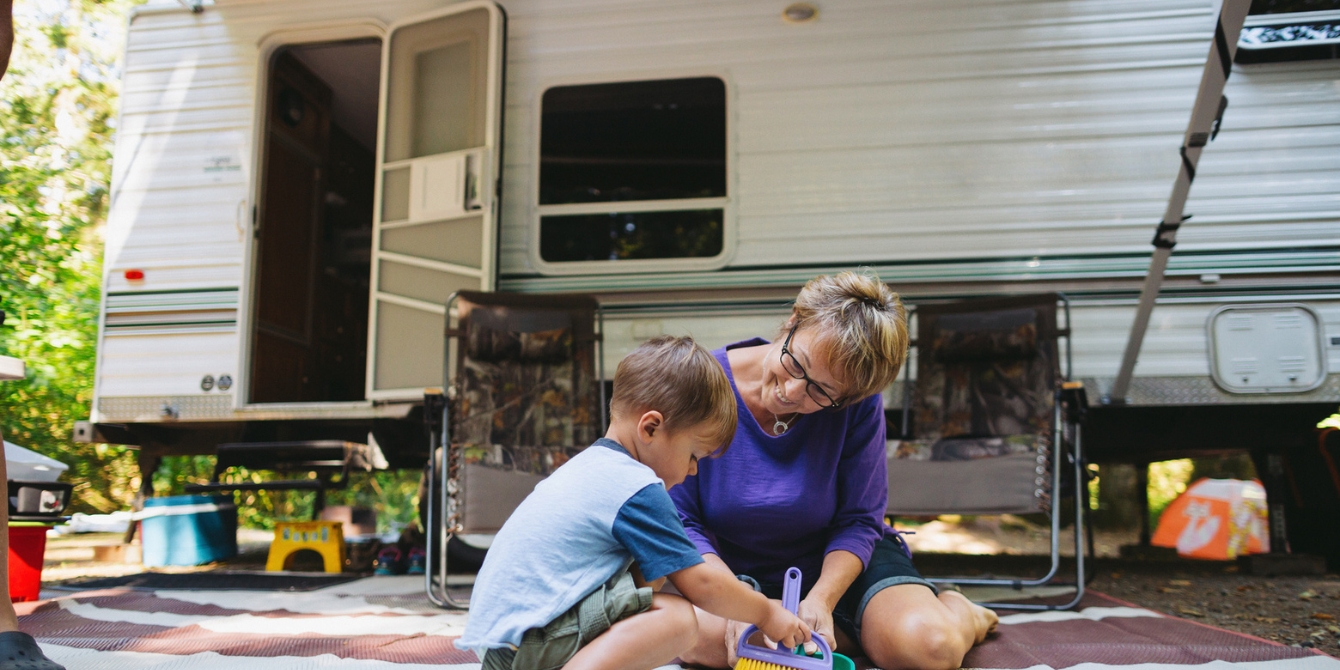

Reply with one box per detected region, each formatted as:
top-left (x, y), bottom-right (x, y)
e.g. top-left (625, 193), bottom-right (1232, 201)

top-left (4, 441), bottom-right (69, 483)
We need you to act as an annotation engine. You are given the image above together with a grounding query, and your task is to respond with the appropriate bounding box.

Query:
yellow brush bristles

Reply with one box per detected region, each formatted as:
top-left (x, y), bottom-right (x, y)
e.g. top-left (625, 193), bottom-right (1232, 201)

top-left (736, 659), bottom-right (798, 670)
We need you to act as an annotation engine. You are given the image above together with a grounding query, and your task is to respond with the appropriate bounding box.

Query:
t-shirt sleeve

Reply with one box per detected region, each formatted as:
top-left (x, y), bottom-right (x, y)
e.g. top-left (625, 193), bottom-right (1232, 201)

top-left (613, 484), bottom-right (706, 581)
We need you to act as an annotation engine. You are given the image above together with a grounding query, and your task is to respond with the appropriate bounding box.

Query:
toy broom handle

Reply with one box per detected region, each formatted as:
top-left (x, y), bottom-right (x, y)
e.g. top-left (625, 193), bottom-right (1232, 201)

top-left (782, 567), bottom-right (801, 616)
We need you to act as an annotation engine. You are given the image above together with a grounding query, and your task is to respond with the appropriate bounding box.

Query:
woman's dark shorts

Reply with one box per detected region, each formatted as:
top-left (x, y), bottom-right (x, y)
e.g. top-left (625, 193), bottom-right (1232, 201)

top-left (755, 535), bottom-right (937, 644)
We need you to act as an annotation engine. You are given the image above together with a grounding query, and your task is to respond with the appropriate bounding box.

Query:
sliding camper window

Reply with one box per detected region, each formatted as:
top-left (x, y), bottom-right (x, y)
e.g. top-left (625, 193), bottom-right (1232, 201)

top-left (1237, 0), bottom-right (1340, 64)
top-left (537, 77), bottom-right (727, 264)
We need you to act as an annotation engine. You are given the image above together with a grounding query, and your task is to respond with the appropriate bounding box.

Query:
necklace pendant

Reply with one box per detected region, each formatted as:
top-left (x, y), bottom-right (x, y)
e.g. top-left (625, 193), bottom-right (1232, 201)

top-left (773, 418), bottom-right (788, 435)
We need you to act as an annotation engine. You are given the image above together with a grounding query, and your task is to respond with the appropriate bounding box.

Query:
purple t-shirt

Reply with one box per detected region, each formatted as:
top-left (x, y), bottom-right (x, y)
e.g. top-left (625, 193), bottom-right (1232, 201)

top-left (670, 338), bottom-right (890, 592)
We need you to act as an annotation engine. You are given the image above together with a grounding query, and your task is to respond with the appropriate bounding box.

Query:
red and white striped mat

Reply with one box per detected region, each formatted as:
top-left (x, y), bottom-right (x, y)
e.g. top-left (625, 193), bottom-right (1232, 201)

top-left (16, 578), bottom-right (1340, 670)
top-left (966, 593), bottom-right (1338, 670)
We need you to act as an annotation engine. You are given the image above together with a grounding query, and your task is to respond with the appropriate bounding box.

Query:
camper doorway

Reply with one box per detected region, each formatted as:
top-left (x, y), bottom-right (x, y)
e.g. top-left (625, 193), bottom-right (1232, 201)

top-left (249, 39), bottom-right (381, 404)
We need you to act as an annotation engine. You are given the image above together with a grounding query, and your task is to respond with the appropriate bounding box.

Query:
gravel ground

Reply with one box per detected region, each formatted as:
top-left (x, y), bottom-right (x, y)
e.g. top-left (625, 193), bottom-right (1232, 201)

top-left (913, 552), bottom-right (1340, 655)
top-left (1091, 561), bottom-right (1340, 653)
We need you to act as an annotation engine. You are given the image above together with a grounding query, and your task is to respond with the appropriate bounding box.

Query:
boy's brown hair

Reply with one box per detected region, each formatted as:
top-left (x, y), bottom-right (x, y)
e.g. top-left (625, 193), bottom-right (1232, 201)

top-left (610, 335), bottom-right (737, 452)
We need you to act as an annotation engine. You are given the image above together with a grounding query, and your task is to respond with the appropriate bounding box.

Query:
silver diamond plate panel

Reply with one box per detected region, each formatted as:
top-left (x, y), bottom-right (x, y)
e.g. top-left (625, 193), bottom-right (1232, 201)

top-left (1084, 373), bottom-right (1340, 406)
top-left (97, 395), bottom-right (235, 422)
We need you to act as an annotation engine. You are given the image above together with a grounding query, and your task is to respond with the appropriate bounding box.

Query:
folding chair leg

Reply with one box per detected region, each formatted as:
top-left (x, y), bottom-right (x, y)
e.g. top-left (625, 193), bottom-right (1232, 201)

top-left (425, 445), bottom-right (468, 609)
top-left (979, 423), bottom-right (1087, 612)
top-left (927, 421), bottom-right (1087, 611)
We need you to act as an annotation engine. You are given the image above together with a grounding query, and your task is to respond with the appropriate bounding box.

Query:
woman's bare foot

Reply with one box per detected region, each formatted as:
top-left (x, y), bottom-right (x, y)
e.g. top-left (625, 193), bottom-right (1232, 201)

top-left (940, 589), bottom-right (999, 644)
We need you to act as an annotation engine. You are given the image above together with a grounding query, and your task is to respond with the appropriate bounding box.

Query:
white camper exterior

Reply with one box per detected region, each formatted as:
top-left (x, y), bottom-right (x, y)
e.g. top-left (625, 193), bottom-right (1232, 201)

top-left (91, 0), bottom-right (1340, 455)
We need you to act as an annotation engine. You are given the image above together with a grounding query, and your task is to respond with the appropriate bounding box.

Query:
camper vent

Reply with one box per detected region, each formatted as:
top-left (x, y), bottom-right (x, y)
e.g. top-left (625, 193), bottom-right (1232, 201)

top-left (1208, 304), bottom-right (1326, 394)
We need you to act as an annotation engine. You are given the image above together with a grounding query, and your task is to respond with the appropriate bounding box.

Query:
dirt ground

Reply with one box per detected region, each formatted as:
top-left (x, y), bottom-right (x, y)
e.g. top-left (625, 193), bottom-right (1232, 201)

top-left (1091, 562), bottom-right (1340, 652)
top-left (897, 515), bottom-right (1339, 655)
top-left (911, 536), bottom-right (1340, 656)
top-left (40, 529), bottom-right (275, 584)
top-left (913, 552), bottom-right (1340, 654)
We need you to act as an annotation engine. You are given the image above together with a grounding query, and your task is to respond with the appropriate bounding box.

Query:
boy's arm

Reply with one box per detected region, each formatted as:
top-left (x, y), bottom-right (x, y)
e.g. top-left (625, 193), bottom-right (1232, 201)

top-left (629, 562), bottom-right (666, 592)
top-left (667, 563), bottom-right (810, 649)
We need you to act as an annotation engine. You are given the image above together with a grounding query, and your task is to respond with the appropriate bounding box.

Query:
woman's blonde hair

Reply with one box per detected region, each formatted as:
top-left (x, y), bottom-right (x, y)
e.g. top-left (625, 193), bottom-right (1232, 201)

top-left (789, 270), bottom-right (909, 403)
top-left (610, 335), bottom-right (738, 452)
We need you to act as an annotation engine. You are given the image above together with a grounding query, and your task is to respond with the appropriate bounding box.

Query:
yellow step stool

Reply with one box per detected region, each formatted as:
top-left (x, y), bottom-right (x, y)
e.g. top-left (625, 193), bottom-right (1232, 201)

top-left (266, 520), bottom-right (345, 573)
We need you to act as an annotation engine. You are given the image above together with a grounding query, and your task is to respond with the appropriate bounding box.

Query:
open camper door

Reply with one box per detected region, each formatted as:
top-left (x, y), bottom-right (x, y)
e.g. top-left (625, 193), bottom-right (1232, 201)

top-left (367, 2), bottom-right (505, 401)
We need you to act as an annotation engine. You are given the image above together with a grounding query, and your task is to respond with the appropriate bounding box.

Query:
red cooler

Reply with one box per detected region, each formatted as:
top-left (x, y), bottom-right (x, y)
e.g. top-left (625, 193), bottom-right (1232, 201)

top-left (8, 523), bottom-right (51, 602)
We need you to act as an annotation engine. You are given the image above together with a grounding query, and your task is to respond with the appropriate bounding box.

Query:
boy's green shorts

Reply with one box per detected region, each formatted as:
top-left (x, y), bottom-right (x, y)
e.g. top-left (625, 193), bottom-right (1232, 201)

top-left (481, 566), bottom-right (654, 670)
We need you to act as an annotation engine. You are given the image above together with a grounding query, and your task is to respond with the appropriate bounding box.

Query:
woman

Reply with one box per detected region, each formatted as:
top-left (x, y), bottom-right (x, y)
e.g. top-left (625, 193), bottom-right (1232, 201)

top-left (672, 271), bottom-right (997, 670)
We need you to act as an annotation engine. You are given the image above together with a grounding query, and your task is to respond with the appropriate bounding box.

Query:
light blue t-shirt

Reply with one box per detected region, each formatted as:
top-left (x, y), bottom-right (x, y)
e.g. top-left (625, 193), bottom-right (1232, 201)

top-left (455, 438), bottom-right (704, 654)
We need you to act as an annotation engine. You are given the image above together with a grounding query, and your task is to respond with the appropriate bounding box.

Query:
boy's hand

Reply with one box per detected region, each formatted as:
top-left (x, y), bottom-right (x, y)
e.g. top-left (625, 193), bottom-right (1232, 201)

top-left (758, 600), bottom-right (811, 650)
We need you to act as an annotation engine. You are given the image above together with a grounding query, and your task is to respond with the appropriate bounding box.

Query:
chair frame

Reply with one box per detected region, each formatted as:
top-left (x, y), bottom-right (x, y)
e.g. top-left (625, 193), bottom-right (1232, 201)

top-left (426, 291), bottom-right (605, 609)
top-left (898, 293), bottom-right (1088, 611)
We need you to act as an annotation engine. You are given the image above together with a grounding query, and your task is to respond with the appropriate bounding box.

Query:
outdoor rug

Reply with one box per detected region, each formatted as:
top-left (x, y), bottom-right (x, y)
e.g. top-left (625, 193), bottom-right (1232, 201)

top-left (962, 592), bottom-right (1338, 670)
top-left (52, 571), bottom-right (362, 592)
top-left (13, 578), bottom-right (1340, 670)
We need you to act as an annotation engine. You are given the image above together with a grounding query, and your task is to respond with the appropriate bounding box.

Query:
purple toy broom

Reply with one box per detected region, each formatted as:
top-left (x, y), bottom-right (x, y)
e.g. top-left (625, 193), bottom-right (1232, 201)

top-left (734, 567), bottom-right (836, 670)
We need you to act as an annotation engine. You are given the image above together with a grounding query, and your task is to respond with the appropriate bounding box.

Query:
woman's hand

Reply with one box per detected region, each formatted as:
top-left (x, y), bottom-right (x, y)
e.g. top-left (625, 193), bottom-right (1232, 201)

top-left (724, 618), bottom-right (758, 667)
top-left (797, 595), bottom-right (837, 654)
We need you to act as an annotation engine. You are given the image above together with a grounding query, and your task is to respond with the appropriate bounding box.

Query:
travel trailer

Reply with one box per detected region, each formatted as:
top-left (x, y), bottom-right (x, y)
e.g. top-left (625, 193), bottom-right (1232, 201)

top-left (81, 0), bottom-right (1340, 553)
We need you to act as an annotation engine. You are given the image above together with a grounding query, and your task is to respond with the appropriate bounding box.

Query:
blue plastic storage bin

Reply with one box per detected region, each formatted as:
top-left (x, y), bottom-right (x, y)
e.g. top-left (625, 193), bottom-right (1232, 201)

top-left (139, 495), bottom-right (237, 567)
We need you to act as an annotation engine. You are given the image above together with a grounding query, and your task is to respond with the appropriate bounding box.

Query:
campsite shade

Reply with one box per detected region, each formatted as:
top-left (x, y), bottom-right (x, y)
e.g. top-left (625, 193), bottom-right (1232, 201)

top-left (1151, 478), bottom-right (1269, 560)
top-left (3, 441), bottom-right (68, 483)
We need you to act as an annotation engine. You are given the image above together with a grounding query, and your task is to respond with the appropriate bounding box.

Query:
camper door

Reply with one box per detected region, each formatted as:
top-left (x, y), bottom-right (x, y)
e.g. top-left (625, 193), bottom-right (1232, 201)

top-left (367, 2), bottom-right (504, 401)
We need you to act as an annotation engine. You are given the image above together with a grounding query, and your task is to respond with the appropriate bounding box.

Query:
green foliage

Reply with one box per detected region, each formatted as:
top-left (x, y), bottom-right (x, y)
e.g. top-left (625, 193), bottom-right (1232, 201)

top-left (325, 471), bottom-right (421, 534)
top-left (1319, 406), bottom-right (1340, 430)
top-left (1, 0), bottom-right (144, 513)
top-left (151, 457), bottom-right (421, 533)
top-left (1147, 459), bottom-right (1194, 529)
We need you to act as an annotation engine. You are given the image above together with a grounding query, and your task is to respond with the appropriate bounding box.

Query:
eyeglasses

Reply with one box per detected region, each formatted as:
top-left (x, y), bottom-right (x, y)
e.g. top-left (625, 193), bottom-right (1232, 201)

top-left (780, 325), bottom-right (843, 410)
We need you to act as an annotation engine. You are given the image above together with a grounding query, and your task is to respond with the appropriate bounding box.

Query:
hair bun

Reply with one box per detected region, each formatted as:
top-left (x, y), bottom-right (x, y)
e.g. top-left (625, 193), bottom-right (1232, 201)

top-left (790, 270), bottom-right (909, 402)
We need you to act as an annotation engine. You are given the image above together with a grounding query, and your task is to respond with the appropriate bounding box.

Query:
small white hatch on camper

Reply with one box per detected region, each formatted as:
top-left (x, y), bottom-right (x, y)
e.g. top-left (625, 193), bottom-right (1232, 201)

top-left (3, 441), bottom-right (68, 483)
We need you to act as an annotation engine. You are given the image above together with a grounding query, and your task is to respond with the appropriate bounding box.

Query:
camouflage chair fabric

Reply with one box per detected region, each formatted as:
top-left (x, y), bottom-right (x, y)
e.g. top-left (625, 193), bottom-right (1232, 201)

top-left (446, 292), bottom-right (601, 533)
top-left (888, 296), bottom-right (1060, 516)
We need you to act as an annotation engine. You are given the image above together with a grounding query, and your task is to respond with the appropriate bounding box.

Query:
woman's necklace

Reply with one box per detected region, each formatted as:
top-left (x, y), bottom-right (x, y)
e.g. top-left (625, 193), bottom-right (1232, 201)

top-left (771, 412), bottom-right (797, 436)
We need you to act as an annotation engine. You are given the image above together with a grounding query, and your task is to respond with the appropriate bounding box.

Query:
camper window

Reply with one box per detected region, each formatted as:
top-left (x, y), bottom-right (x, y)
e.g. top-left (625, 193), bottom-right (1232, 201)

top-left (537, 76), bottom-right (727, 264)
top-left (1237, 0), bottom-right (1340, 63)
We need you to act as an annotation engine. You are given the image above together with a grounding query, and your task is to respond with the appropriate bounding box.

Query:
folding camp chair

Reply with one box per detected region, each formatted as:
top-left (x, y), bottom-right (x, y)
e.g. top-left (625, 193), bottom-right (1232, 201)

top-left (425, 291), bottom-right (605, 608)
top-left (888, 293), bottom-right (1087, 610)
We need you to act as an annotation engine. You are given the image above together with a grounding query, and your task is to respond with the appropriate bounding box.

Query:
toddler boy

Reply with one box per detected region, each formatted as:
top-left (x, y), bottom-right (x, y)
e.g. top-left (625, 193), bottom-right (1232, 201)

top-left (457, 336), bottom-right (809, 670)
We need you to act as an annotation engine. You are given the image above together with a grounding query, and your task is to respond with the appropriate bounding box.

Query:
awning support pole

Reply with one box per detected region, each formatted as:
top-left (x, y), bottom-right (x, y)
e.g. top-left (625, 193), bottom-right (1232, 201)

top-left (1106, 0), bottom-right (1251, 405)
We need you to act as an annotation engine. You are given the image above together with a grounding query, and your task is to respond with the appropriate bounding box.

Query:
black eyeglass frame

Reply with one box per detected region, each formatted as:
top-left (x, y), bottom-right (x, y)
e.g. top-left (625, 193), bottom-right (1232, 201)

top-left (780, 324), bottom-right (843, 410)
